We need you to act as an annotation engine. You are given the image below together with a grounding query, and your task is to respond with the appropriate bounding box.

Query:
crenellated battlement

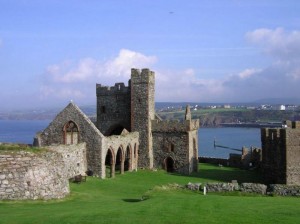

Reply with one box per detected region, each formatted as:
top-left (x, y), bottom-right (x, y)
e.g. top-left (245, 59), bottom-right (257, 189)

top-left (152, 119), bottom-right (199, 132)
top-left (131, 68), bottom-right (155, 84)
top-left (285, 120), bottom-right (300, 129)
top-left (96, 82), bottom-right (131, 96)
top-left (261, 128), bottom-right (286, 142)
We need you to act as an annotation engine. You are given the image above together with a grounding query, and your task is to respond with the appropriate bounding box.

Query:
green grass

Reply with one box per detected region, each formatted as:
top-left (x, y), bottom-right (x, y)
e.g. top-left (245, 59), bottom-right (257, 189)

top-left (0, 144), bottom-right (47, 153)
top-left (0, 163), bottom-right (299, 224)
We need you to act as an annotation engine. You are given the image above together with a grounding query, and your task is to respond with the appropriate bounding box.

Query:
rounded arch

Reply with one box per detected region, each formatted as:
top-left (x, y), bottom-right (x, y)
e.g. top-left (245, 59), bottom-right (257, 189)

top-left (164, 157), bottom-right (175, 173)
top-left (63, 120), bottom-right (79, 145)
top-left (105, 147), bottom-right (115, 178)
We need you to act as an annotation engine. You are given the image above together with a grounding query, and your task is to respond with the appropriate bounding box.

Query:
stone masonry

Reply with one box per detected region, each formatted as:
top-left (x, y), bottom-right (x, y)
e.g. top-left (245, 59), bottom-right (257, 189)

top-left (261, 121), bottom-right (300, 185)
top-left (0, 143), bottom-right (86, 200)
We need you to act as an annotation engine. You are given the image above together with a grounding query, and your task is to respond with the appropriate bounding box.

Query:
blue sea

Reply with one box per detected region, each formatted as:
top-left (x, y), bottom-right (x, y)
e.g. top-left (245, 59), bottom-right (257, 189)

top-left (0, 120), bottom-right (261, 158)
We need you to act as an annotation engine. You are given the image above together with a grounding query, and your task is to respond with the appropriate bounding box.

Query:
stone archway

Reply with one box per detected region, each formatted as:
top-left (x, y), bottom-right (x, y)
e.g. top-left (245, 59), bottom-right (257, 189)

top-left (165, 157), bottom-right (175, 173)
top-left (115, 147), bottom-right (124, 174)
top-left (105, 148), bottom-right (115, 178)
top-left (124, 145), bottom-right (132, 171)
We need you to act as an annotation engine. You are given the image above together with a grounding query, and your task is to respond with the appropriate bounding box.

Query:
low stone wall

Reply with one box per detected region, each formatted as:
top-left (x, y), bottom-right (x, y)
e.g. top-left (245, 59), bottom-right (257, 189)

top-left (269, 184), bottom-right (300, 196)
top-left (184, 182), bottom-right (299, 196)
top-left (205, 183), bottom-right (238, 192)
top-left (240, 183), bottom-right (267, 194)
top-left (0, 143), bottom-right (87, 200)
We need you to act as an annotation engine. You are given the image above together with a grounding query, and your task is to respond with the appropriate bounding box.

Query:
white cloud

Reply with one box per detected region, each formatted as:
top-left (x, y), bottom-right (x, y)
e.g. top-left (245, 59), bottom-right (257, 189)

top-left (104, 49), bottom-right (157, 78)
top-left (246, 27), bottom-right (300, 60)
top-left (40, 49), bottom-right (157, 104)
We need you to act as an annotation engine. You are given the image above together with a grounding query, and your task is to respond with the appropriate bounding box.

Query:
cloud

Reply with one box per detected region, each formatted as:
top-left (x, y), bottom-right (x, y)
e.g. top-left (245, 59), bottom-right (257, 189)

top-left (40, 49), bottom-right (157, 104)
top-left (104, 49), bottom-right (157, 78)
top-left (216, 27), bottom-right (300, 101)
top-left (158, 27), bottom-right (300, 103)
top-left (246, 27), bottom-right (300, 60)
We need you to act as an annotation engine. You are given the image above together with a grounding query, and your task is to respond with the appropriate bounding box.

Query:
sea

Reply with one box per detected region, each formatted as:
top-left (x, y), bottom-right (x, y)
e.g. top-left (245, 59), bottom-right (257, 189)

top-left (0, 120), bottom-right (261, 159)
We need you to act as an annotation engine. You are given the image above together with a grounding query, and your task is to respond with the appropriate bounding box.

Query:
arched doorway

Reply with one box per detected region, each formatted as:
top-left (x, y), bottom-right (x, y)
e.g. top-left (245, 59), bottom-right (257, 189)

top-left (165, 157), bottom-right (175, 173)
top-left (105, 149), bottom-right (115, 178)
top-left (63, 121), bottom-right (79, 145)
top-left (124, 145), bottom-right (131, 171)
top-left (115, 147), bottom-right (124, 174)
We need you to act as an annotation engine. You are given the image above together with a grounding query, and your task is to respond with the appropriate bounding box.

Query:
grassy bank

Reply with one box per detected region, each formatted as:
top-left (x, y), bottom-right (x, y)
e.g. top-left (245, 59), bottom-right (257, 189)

top-left (0, 163), bottom-right (299, 224)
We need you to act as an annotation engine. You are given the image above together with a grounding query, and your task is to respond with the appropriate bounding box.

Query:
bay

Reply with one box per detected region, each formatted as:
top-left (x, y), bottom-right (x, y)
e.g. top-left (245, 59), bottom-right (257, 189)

top-left (199, 127), bottom-right (261, 158)
top-left (0, 120), bottom-right (261, 158)
top-left (0, 120), bottom-right (51, 144)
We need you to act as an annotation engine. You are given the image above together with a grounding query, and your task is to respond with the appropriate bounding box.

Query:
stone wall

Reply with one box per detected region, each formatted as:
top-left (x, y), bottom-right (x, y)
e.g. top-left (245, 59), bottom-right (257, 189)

top-left (35, 102), bottom-right (104, 177)
top-left (0, 143), bottom-right (86, 200)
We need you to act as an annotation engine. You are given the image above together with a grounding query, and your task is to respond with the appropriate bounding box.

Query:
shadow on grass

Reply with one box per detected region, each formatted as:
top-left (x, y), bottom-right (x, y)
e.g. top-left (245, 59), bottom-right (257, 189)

top-left (122, 196), bottom-right (149, 203)
top-left (169, 163), bottom-right (263, 183)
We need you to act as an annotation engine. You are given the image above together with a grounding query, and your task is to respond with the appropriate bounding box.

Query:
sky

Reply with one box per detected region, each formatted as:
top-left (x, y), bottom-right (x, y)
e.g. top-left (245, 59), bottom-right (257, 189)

top-left (1, 0), bottom-right (300, 110)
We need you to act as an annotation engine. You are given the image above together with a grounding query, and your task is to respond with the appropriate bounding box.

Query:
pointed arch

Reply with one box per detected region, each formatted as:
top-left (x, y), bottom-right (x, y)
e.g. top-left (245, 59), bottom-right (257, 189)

top-left (116, 146), bottom-right (125, 174)
top-left (63, 120), bottom-right (79, 145)
top-left (105, 148), bottom-right (115, 178)
top-left (124, 144), bottom-right (132, 171)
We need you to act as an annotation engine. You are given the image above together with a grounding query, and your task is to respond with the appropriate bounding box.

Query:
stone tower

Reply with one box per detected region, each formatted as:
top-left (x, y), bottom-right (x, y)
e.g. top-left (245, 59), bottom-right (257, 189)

top-left (131, 68), bottom-right (155, 168)
top-left (96, 82), bottom-right (131, 135)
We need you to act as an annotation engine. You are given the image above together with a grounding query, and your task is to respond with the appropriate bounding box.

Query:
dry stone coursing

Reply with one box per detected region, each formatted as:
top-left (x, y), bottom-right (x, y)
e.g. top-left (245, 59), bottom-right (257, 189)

top-left (240, 183), bottom-right (267, 194)
top-left (269, 184), bottom-right (300, 196)
top-left (0, 143), bottom-right (86, 200)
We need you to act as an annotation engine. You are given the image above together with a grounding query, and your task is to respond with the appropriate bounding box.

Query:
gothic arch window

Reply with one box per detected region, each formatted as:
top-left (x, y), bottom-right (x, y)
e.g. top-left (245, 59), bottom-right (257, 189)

top-left (63, 121), bottom-right (79, 145)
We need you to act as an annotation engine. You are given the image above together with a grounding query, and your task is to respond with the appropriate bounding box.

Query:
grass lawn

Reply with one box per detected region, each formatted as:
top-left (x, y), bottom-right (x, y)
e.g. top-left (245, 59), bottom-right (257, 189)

top-left (1, 163), bottom-right (300, 224)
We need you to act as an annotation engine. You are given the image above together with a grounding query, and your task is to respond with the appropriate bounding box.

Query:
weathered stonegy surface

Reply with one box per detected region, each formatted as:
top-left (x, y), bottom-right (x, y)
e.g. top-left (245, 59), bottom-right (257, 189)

top-left (152, 114), bottom-right (199, 175)
top-left (131, 69), bottom-right (155, 169)
top-left (261, 121), bottom-right (300, 185)
top-left (186, 182), bottom-right (201, 191)
top-left (96, 82), bottom-right (131, 135)
top-left (240, 183), bottom-right (267, 194)
top-left (101, 132), bottom-right (139, 178)
top-left (269, 184), bottom-right (300, 196)
top-left (35, 102), bottom-right (104, 177)
top-left (205, 183), bottom-right (236, 192)
top-left (0, 143), bottom-right (86, 200)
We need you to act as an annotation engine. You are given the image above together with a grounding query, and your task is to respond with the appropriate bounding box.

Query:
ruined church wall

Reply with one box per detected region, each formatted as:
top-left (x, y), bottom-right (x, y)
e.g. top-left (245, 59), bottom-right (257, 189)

top-left (152, 131), bottom-right (191, 175)
top-left (36, 103), bottom-right (104, 177)
top-left (101, 132), bottom-right (139, 178)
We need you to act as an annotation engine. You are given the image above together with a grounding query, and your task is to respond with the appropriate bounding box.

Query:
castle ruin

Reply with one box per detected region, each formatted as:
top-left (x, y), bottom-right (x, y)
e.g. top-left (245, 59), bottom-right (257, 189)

top-left (35, 68), bottom-right (199, 178)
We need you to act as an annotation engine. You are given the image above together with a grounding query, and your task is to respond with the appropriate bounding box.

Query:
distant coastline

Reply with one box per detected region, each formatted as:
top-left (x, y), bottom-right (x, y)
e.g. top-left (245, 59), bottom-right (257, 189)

top-left (220, 122), bottom-right (283, 128)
